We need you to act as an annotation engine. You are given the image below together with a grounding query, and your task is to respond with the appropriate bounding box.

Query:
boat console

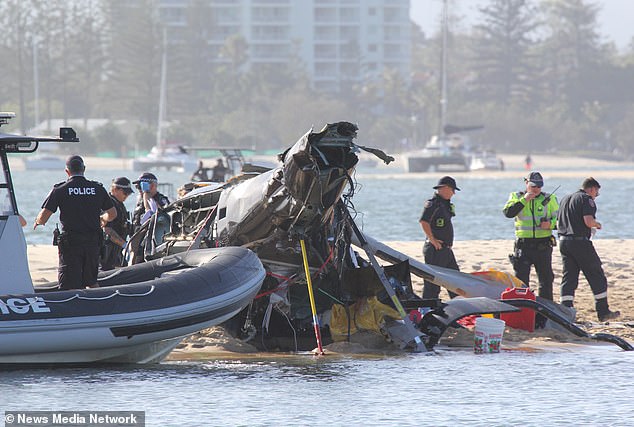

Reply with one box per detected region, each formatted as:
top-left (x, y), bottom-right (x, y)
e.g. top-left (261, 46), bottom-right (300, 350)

top-left (0, 113), bottom-right (78, 294)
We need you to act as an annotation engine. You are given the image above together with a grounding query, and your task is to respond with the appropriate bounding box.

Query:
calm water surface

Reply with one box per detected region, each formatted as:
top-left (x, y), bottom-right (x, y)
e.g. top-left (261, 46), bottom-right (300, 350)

top-left (10, 167), bottom-right (633, 244)
top-left (1, 346), bottom-right (633, 426)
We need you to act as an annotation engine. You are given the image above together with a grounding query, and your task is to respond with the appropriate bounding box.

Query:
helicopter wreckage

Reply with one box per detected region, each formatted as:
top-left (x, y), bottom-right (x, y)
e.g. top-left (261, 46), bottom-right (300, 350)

top-left (128, 122), bottom-right (632, 353)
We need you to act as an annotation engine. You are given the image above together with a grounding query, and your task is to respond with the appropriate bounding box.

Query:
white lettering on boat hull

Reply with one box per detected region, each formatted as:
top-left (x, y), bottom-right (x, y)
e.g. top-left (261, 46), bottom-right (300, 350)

top-left (0, 297), bottom-right (51, 315)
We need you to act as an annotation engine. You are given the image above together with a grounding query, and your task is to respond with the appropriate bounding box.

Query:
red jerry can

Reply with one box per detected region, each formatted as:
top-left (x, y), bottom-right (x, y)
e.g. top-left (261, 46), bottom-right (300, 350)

top-left (500, 287), bottom-right (535, 332)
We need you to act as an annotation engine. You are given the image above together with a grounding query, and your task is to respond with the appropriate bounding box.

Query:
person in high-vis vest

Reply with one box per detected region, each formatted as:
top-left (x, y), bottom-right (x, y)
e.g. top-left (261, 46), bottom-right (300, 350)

top-left (503, 171), bottom-right (559, 315)
top-left (557, 177), bottom-right (619, 322)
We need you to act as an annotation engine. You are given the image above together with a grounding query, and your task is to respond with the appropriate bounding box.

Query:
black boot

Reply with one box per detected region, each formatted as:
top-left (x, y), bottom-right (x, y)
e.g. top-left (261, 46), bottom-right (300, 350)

top-left (596, 298), bottom-right (620, 322)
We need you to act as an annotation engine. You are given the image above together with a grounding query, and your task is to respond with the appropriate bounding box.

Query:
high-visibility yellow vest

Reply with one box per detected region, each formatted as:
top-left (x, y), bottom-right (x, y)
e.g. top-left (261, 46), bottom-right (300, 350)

top-left (504, 191), bottom-right (559, 238)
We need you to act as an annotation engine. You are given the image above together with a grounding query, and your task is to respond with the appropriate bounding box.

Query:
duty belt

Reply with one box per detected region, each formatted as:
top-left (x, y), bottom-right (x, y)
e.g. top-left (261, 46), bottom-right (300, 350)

top-left (425, 240), bottom-right (452, 249)
top-left (559, 235), bottom-right (588, 241)
top-left (515, 236), bottom-right (552, 250)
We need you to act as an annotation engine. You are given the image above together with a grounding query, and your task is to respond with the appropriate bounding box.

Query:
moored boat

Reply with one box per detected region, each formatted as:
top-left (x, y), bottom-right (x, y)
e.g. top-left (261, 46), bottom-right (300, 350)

top-left (469, 148), bottom-right (504, 171)
top-left (130, 144), bottom-right (199, 173)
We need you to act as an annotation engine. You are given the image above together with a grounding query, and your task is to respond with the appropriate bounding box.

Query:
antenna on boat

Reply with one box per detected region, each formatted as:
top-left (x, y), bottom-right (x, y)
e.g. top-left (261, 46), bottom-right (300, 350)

top-left (438, 0), bottom-right (448, 136)
top-left (156, 28), bottom-right (167, 150)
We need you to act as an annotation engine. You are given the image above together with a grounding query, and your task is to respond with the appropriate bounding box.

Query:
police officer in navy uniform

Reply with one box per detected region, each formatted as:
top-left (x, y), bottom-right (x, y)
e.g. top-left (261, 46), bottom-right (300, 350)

top-left (419, 176), bottom-right (460, 300)
top-left (131, 172), bottom-right (170, 232)
top-left (100, 177), bottom-right (134, 271)
top-left (34, 155), bottom-right (117, 290)
top-left (557, 177), bottom-right (620, 322)
top-left (130, 172), bottom-right (170, 264)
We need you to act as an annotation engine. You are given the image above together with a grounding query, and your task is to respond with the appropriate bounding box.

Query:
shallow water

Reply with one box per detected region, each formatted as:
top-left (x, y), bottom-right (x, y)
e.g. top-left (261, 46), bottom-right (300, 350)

top-left (2, 346), bottom-right (633, 426)
top-left (9, 168), bottom-right (633, 245)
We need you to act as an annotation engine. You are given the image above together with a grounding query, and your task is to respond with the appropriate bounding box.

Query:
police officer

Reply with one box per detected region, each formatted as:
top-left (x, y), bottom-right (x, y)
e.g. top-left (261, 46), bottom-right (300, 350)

top-left (130, 172), bottom-right (170, 264)
top-left (34, 155), bottom-right (117, 290)
top-left (131, 172), bottom-right (170, 232)
top-left (419, 176), bottom-right (460, 300)
top-left (557, 177), bottom-right (619, 322)
top-left (100, 177), bottom-right (134, 270)
top-left (503, 172), bottom-right (558, 308)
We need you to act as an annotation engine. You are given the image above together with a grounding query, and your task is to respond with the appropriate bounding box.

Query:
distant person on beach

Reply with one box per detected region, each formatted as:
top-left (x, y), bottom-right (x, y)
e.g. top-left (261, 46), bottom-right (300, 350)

top-left (100, 177), bottom-right (133, 270)
top-left (557, 177), bottom-right (620, 322)
top-left (34, 155), bottom-right (116, 289)
top-left (191, 160), bottom-right (211, 182)
top-left (503, 171), bottom-right (558, 326)
top-left (211, 158), bottom-right (230, 182)
top-left (524, 154), bottom-right (532, 170)
top-left (419, 176), bottom-right (460, 300)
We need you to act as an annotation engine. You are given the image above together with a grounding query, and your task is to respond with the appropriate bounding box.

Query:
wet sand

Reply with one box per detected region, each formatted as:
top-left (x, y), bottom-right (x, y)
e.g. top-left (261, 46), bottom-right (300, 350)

top-left (26, 238), bottom-right (634, 357)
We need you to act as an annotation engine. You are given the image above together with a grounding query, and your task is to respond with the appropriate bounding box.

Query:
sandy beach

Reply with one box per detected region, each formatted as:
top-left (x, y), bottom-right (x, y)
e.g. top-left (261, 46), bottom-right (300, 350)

top-left (19, 152), bottom-right (634, 353)
top-left (26, 238), bottom-right (634, 355)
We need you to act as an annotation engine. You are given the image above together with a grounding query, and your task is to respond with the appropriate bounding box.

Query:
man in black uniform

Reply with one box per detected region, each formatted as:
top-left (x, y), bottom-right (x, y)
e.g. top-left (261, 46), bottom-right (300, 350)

top-left (130, 172), bottom-right (170, 264)
top-left (419, 176), bottom-right (460, 300)
top-left (100, 177), bottom-right (134, 270)
top-left (557, 177), bottom-right (620, 322)
top-left (131, 172), bottom-right (170, 232)
top-left (34, 155), bottom-right (117, 289)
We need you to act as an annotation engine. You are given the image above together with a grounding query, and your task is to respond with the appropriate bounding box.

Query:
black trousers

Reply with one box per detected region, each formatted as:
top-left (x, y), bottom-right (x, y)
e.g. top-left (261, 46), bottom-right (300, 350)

top-left (559, 240), bottom-right (608, 308)
top-left (58, 239), bottom-right (100, 290)
top-left (422, 242), bottom-right (459, 299)
top-left (513, 242), bottom-right (554, 301)
top-left (100, 240), bottom-right (124, 271)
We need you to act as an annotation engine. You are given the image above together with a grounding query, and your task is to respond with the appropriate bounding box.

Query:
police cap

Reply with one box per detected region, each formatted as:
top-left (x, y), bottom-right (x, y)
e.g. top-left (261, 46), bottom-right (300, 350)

top-left (133, 172), bottom-right (158, 184)
top-left (113, 177), bottom-right (134, 194)
top-left (525, 171), bottom-right (544, 188)
top-left (433, 176), bottom-right (460, 191)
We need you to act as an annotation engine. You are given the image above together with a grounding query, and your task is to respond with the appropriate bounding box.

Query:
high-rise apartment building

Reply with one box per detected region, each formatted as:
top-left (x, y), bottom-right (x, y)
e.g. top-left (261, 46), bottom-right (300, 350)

top-left (157, 0), bottom-right (411, 92)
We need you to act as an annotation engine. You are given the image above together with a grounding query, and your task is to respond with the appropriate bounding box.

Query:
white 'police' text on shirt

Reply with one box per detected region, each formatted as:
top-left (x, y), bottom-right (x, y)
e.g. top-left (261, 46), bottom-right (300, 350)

top-left (68, 187), bottom-right (96, 195)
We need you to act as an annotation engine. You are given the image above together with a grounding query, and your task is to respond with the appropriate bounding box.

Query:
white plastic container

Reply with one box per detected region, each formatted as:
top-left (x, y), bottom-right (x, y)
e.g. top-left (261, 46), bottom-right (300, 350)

top-left (474, 317), bottom-right (505, 354)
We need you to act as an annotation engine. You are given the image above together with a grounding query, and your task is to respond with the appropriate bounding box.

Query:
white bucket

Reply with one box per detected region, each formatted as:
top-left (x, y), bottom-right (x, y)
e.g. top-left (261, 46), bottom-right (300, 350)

top-left (474, 317), bottom-right (505, 354)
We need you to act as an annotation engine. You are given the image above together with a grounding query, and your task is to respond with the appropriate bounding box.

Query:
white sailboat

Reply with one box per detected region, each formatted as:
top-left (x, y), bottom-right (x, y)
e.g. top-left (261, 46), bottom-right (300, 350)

top-left (130, 32), bottom-right (198, 173)
top-left (405, 0), bottom-right (504, 172)
top-left (405, 0), bottom-right (471, 172)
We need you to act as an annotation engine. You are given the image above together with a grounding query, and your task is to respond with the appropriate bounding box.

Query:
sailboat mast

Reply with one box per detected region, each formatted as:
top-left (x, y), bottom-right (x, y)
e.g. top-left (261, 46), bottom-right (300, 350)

top-left (438, 0), bottom-right (448, 136)
top-left (157, 29), bottom-right (167, 148)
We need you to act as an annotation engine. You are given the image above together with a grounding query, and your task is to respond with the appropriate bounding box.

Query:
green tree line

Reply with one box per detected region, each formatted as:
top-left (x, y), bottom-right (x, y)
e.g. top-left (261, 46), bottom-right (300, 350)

top-left (1, 0), bottom-right (633, 158)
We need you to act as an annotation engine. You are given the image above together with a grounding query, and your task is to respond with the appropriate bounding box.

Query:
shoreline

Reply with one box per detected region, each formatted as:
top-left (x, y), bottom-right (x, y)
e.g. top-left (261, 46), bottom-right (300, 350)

top-left (27, 239), bottom-right (634, 356)
top-left (9, 152), bottom-right (634, 175)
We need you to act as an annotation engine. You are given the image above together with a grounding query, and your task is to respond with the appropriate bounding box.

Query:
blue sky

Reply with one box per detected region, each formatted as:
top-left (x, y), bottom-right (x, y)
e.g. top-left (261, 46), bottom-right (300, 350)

top-left (410, 0), bottom-right (633, 50)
